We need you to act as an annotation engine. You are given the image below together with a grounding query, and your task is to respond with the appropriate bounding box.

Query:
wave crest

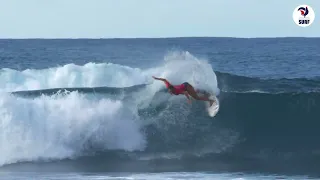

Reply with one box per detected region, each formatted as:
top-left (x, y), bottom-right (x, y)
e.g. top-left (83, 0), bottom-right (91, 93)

top-left (0, 63), bottom-right (148, 92)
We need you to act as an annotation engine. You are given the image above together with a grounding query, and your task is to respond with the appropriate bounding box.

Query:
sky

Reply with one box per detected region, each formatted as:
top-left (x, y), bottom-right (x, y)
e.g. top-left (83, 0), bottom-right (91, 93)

top-left (0, 0), bottom-right (319, 38)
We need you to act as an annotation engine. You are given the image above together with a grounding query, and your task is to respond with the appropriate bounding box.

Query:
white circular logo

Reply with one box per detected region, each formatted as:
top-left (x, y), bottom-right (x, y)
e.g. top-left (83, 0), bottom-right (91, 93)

top-left (293, 5), bottom-right (315, 27)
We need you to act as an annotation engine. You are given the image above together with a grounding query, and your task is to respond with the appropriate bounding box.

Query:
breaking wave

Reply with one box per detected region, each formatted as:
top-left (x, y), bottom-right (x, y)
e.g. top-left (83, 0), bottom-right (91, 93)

top-left (1, 51), bottom-right (319, 171)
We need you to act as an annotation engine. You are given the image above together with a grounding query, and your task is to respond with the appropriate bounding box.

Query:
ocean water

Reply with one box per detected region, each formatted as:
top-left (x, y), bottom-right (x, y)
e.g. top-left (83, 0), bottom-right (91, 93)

top-left (0, 38), bottom-right (319, 180)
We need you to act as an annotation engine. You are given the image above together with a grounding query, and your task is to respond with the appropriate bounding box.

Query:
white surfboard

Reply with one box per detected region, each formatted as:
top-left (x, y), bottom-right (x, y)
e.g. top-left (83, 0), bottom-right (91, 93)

top-left (206, 95), bottom-right (220, 117)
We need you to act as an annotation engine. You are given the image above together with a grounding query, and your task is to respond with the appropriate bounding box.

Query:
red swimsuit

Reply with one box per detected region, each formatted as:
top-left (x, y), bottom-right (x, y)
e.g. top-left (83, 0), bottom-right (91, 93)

top-left (165, 81), bottom-right (187, 95)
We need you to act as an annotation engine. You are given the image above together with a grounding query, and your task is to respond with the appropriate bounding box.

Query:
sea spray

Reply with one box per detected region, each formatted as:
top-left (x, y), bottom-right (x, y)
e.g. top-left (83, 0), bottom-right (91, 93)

top-left (0, 91), bottom-right (146, 166)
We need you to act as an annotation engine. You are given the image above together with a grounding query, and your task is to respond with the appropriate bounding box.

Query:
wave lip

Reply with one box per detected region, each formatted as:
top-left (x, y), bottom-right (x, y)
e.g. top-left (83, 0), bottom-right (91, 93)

top-left (0, 62), bottom-right (148, 92)
top-left (2, 61), bottom-right (318, 94)
top-left (10, 84), bottom-right (148, 98)
top-left (0, 51), bottom-right (220, 96)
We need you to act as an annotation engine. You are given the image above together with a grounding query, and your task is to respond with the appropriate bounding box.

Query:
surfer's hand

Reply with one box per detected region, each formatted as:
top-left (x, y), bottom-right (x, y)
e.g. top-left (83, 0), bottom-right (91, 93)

top-left (187, 99), bottom-right (192, 104)
top-left (152, 76), bottom-right (160, 80)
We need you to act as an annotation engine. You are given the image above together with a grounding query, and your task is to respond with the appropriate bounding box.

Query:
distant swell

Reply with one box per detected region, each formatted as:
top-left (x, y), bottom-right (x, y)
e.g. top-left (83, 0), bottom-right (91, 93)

top-left (216, 71), bottom-right (320, 93)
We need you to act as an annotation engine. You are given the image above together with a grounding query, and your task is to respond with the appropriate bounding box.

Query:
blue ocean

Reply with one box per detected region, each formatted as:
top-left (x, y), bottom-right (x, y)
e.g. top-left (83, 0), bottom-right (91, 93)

top-left (0, 38), bottom-right (319, 180)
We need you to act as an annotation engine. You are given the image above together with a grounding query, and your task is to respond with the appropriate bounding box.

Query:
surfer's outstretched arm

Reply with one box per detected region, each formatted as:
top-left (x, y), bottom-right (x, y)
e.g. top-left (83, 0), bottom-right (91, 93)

top-left (152, 76), bottom-right (170, 85)
top-left (152, 76), bottom-right (166, 81)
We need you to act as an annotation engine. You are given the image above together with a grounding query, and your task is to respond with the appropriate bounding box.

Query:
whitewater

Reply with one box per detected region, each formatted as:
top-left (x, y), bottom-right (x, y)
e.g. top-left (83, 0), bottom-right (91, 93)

top-left (0, 51), bottom-right (222, 166)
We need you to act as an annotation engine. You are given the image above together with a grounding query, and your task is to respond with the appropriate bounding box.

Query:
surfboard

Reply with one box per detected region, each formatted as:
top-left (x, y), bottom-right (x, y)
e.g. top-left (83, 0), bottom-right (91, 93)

top-left (206, 95), bottom-right (220, 117)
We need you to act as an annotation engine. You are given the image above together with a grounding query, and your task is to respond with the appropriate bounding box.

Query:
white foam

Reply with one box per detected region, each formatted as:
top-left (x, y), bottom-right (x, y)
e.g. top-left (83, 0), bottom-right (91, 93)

top-left (0, 62), bottom-right (148, 92)
top-left (0, 91), bottom-right (146, 166)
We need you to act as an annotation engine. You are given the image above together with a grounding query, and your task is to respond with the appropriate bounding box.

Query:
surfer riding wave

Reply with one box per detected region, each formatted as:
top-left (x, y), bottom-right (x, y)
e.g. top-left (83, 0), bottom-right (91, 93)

top-left (152, 76), bottom-right (215, 106)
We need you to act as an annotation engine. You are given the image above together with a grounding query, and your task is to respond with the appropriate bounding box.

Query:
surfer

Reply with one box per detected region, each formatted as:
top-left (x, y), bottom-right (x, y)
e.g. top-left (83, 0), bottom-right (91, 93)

top-left (152, 76), bottom-right (215, 106)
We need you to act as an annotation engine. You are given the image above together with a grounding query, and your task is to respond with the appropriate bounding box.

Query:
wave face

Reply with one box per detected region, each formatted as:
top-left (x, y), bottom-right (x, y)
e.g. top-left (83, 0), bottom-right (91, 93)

top-left (0, 51), bottom-right (319, 173)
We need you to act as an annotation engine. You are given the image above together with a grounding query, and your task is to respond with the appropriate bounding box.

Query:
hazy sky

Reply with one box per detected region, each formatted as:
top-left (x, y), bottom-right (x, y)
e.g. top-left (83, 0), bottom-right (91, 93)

top-left (0, 0), bottom-right (319, 38)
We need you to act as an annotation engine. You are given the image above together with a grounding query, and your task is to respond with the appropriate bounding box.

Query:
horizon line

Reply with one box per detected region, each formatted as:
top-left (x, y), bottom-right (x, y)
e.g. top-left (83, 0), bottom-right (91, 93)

top-left (0, 36), bottom-right (319, 40)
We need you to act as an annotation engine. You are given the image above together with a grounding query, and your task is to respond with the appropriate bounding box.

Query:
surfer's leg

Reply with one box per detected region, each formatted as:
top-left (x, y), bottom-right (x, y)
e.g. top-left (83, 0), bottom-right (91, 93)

top-left (185, 83), bottom-right (214, 106)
